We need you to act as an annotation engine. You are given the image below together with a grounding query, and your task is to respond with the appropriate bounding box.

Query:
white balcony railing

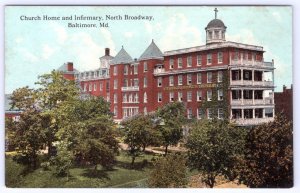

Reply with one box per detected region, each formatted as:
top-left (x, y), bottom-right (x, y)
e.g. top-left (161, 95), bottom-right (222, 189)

top-left (154, 68), bottom-right (165, 74)
top-left (230, 59), bottom-right (274, 68)
top-left (121, 86), bottom-right (139, 92)
top-left (231, 98), bottom-right (274, 106)
top-left (231, 117), bottom-right (274, 126)
top-left (231, 80), bottom-right (274, 87)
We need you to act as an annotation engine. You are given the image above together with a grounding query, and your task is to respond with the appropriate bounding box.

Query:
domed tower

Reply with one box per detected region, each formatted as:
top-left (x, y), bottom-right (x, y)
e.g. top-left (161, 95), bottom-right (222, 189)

top-left (205, 8), bottom-right (227, 45)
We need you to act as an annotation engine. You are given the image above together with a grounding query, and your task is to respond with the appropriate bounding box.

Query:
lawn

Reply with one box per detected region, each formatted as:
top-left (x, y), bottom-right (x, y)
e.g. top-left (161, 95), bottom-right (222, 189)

top-left (6, 151), bottom-right (163, 188)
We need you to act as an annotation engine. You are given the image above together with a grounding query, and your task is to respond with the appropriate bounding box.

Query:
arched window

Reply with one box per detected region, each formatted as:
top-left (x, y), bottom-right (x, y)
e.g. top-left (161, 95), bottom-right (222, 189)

top-left (144, 92), bottom-right (147, 103)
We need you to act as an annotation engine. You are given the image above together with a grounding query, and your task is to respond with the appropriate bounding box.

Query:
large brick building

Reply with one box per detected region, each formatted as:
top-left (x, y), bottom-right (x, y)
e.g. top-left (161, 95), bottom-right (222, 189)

top-left (59, 9), bottom-right (276, 126)
top-left (274, 85), bottom-right (293, 122)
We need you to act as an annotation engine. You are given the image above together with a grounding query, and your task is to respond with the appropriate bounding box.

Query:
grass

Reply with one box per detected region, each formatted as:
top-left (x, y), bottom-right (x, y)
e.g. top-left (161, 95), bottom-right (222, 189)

top-left (6, 151), bottom-right (159, 188)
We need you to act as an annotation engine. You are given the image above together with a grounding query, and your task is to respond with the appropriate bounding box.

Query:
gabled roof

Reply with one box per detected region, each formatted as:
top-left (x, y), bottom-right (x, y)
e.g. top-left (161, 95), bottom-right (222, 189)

top-left (111, 46), bottom-right (133, 65)
top-left (139, 40), bottom-right (163, 60)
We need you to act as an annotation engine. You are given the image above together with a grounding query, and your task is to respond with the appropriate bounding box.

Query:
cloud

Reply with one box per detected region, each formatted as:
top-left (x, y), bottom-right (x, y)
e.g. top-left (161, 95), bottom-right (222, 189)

top-left (155, 13), bottom-right (202, 51)
top-left (124, 31), bottom-right (134, 38)
top-left (42, 44), bottom-right (56, 59)
top-left (227, 29), bottom-right (260, 45)
top-left (100, 28), bottom-right (116, 55)
top-left (21, 49), bottom-right (39, 63)
top-left (14, 37), bottom-right (23, 44)
top-left (50, 22), bottom-right (68, 44)
top-left (272, 11), bottom-right (282, 23)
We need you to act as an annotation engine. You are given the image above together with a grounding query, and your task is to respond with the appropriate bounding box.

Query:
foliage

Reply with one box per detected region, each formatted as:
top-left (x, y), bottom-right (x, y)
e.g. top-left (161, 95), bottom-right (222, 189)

top-left (186, 119), bottom-right (246, 188)
top-left (9, 86), bottom-right (36, 110)
top-left (56, 97), bottom-right (119, 171)
top-left (8, 108), bottom-right (46, 169)
top-left (148, 153), bottom-right (188, 188)
top-left (156, 102), bottom-right (186, 155)
top-left (5, 156), bottom-right (26, 187)
top-left (239, 114), bottom-right (293, 188)
top-left (50, 141), bottom-right (74, 179)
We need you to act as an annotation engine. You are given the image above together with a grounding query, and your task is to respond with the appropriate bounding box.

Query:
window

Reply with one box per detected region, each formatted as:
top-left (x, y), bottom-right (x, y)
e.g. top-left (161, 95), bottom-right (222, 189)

top-left (158, 92), bottom-right (162, 102)
top-left (187, 109), bottom-right (192, 119)
top-left (207, 72), bottom-right (212, 83)
top-left (83, 83), bottom-right (87, 92)
top-left (114, 79), bottom-right (118, 89)
top-left (113, 66), bottom-right (117, 75)
top-left (94, 83), bottom-right (97, 91)
top-left (100, 82), bottom-right (103, 91)
top-left (114, 93), bottom-right (117, 104)
top-left (134, 79), bottom-right (139, 87)
top-left (144, 107), bottom-right (147, 115)
top-left (178, 58), bottom-right (183, 68)
top-left (134, 93), bottom-right (139, 102)
top-left (187, 74), bottom-right (192, 85)
top-left (197, 90), bottom-right (202, 101)
top-left (169, 76), bottom-right (174, 86)
top-left (207, 108), bottom-right (212, 119)
top-left (218, 52), bottom-right (223, 63)
top-left (178, 75), bottom-right (183, 85)
top-left (208, 31), bottom-right (212, 39)
top-left (218, 71), bottom-right (223, 82)
top-left (114, 106), bottom-right (118, 117)
top-left (144, 77), bottom-right (147, 88)
top-left (144, 92), bottom-right (147, 103)
top-left (123, 108), bottom-right (128, 118)
top-left (123, 94), bottom-right (127, 103)
top-left (207, 53), bottom-right (212, 65)
top-left (197, 108), bottom-right (204, 119)
top-left (157, 77), bottom-right (162, 87)
top-left (197, 55), bottom-right (202, 66)
top-left (253, 53), bottom-right (257, 61)
top-left (218, 89), bottom-right (223, 101)
top-left (187, 56), bottom-right (192, 67)
top-left (169, 92), bottom-right (174, 102)
top-left (197, 73), bottom-right (202, 84)
top-left (178, 92), bottom-right (183, 102)
top-left (89, 83), bottom-right (92, 91)
top-left (234, 49), bottom-right (238, 60)
top-left (218, 108), bottom-right (224, 119)
top-left (215, 30), bottom-right (220, 38)
top-left (265, 108), bottom-right (274, 118)
top-left (124, 65), bottom-right (128, 75)
top-left (123, 78), bottom-right (128, 87)
top-left (187, 91), bottom-right (192, 102)
top-left (134, 65), bottom-right (138, 75)
top-left (106, 94), bottom-right (110, 102)
top-left (144, 62), bottom-right (148, 72)
top-left (129, 94), bottom-right (133, 102)
top-left (207, 90), bottom-right (212, 101)
top-left (170, 59), bottom-right (174, 69)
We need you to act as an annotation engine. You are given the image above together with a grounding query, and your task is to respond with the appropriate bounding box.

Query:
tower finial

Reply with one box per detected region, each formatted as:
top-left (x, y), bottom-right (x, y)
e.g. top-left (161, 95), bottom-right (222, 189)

top-left (214, 8), bottom-right (218, 19)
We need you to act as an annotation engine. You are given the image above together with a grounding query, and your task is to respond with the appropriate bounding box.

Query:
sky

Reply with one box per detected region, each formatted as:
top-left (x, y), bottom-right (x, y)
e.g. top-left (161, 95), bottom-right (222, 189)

top-left (5, 6), bottom-right (292, 93)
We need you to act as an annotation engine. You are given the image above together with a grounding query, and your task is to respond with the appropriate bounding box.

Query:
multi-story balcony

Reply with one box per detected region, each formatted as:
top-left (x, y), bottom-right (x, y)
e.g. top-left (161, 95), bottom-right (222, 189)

top-left (231, 117), bottom-right (274, 126)
top-left (121, 86), bottom-right (139, 92)
top-left (230, 59), bottom-right (274, 69)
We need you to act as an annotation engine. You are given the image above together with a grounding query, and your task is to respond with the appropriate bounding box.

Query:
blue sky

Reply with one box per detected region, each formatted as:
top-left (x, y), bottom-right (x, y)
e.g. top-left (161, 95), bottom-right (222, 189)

top-left (5, 6), bottom-right (292, 93)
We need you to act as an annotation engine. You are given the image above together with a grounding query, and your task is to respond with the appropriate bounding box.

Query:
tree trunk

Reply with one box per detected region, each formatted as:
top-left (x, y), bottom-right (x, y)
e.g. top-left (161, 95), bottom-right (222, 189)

top-left (142, 144), bottom-right (146, 152)
top-left (164, 145), bottom-right (168, 156)
top-left (131, 156), bottom-right (136, 167)
top-left (47, 141), bottom-right (52, 157)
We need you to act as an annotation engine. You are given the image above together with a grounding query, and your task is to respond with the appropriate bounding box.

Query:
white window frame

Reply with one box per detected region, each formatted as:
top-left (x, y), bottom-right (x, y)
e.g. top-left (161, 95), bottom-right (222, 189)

top-left (94, 83), bottom-right (97, 91)
top-left (134, 65), bottom-right (138, 75)
top-left (197, 73), bottom-right (202, 84)
top-left (144, 77), bottom-right (147, 88)
top-left (197, 108), bottom-right (204, 119)
top-left (178, 75), bottom-right (183, 85)
top-left (187, 74), bottom-right (192, 85)
top-left (114, 93), bottom-right (117, 104)
top-left (89, 83), bottom-right (92, 91)
top-left (124, 65), bottom-right (128, 75)
top-left (144, 92), bottom-right (147, 103)
top-left (218, 71), bottom-right (223, 82)
top-left (218, 52), bottom-right (223, 63)
top-left (197, 55), bottom-right (202, 66)
top-left (134, 78), bottom-right (139, 87)
top-left (144, 107), bottom-right (147, 115)
top-left (187, 91), bottom-right (192, 102)
top-left (113, 66), bottom-right (117, 75)
top-left (100, 82), bottom-right (103, 91)
top-left (187, 109), bottom-right (192, 119)
top-left (134, 93), bottom-right (139, 103)
top-left (129, 94), bottom-right (133, 103)
top-left (157, 77), bottom-right (162, 87)
top-left (144, 62), bottom-right (148, 72)
top-left (207, 53), bottom-right (212, 65)
top-left (207, 108), bottom-right (212, 119)
top-left (187, 56), bottom-right (192, 67)
top-left (114, 106), bottom-right (118, 117)
top-left (178, 92), bottom-right (183, 102)
top-left (83, 83), bottom-right (87, 92)
top-left (218, 89), bottom-right (223, 101)
top-left (207, 72), bottom-right (212, 83)
top-left (197, 90), bottom-right (202, 101)
top-left (169, 92), bottom-right (174, 102)
top-left (114, 79), bottom-right (118, 89)
top-left (169, 76), bottom-right (174, 86)
top-left (170, 58), bottom-right (174, 69)
top-left (218, 108), bottom-right (224, 119)
top-left (123, 94), bottom-right (127, 103)
top-left (178, 57), bottom-right (183, 68)
top-left (207, 90), bottom-right (212, 101)
top-left (158, 92), bottom-right (162, 102)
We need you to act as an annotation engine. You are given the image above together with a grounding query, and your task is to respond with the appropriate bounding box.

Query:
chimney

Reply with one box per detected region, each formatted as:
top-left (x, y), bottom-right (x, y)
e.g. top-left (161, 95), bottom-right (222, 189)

top-left (67, 62), bottom-right (73, 71)
top-left (105, 48), bottom-right (110, 56)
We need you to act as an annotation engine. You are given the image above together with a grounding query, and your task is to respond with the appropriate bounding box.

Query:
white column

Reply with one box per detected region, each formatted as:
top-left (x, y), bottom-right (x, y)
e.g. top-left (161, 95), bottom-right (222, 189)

top-left (241, 69), bottom-right (244, 84)
top-left (252, 90), bottom-right (255, 105)
top-left (241, 89), bottom-right (244, 105)
top-left (273, 108), bottom-right (275, 118)
top-left (242, 109), bottom-right (244, 120)
top-left (252, 70), bottom-right (254, 85)
top-left (253, 108), bottom-right (255, 119)
top-left (263, 108), bottom-right (265, 118)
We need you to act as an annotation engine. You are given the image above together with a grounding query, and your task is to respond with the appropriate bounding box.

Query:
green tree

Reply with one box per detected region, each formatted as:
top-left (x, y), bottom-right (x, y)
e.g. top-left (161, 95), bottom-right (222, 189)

top-left (56, 97), bottom-right (119, 171)
top-left (148, 153), bottom-right (188, 188)
top-left (239, 114), bottom-right (293, 188)
top-left (186, 119), bottom-right (246, 188)
top-left (35, 70), bottom-right (79, 157)
top-left (9, 86), bottom-right (35, 110)
top-left (156, 102), bottom-right (186, 155)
